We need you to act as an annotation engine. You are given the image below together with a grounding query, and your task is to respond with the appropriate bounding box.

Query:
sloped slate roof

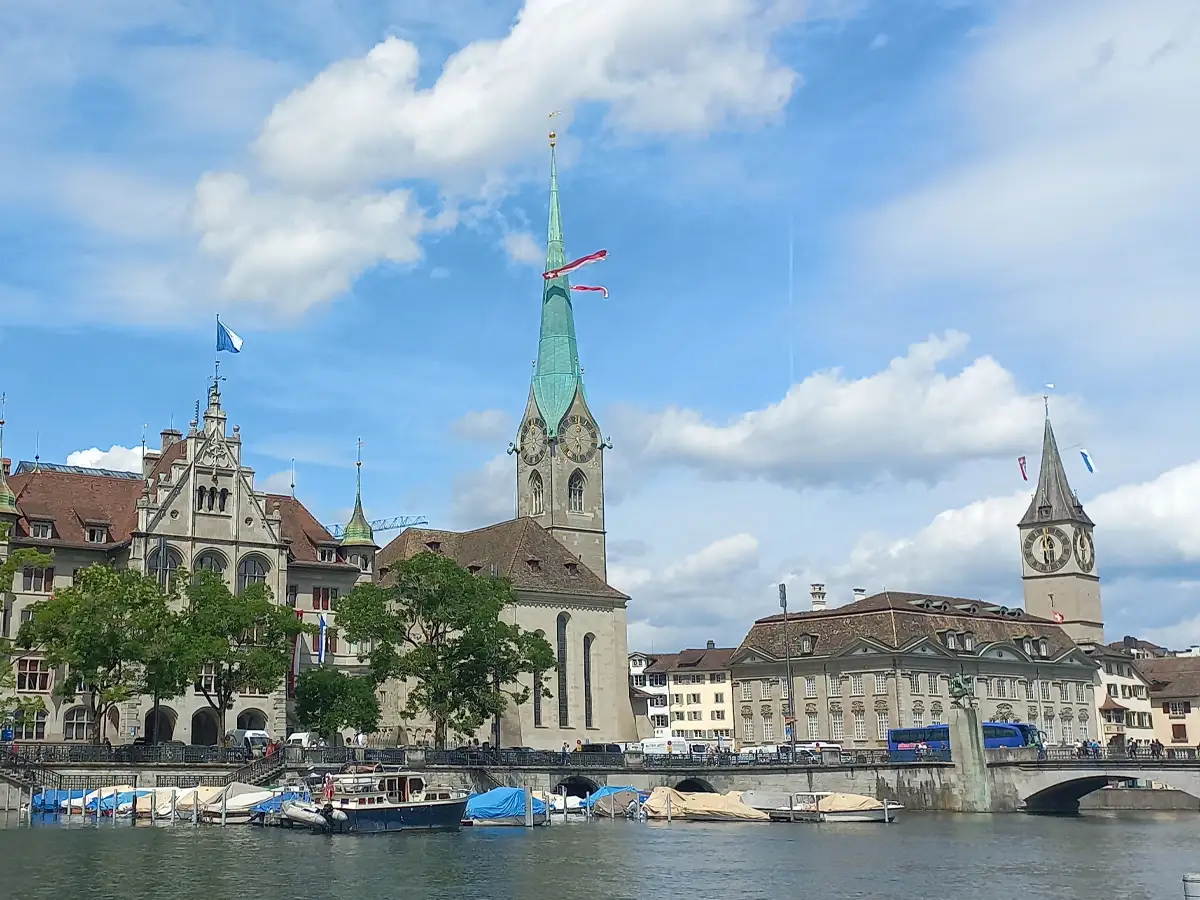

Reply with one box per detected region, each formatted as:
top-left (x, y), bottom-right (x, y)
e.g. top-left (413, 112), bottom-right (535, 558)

top-left (8, 468), bottom-right (143, 547)
top-left (1137, 657), bottom-right (1200, 700)
top-left (1020, 416), bottom-right (1094, 527)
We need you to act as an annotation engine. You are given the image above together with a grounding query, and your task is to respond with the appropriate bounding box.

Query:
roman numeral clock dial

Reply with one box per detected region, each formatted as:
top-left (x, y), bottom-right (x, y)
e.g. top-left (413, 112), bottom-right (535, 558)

top-left (561, 415), bottom-right (598, 463)
top-left (1022, 525), bottom-right (1072, 574)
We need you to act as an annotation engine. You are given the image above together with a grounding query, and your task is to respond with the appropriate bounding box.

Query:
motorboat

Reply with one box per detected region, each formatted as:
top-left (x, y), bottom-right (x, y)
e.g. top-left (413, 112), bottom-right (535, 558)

top-left (280, 764), bottom-right (467, 834)
top-left (742, 790), bottom-right (902, 823)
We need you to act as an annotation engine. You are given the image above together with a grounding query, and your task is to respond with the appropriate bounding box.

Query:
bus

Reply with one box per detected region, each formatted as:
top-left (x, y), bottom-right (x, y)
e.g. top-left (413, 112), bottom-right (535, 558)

top-left (887, 722), bottom-right (1040, 760)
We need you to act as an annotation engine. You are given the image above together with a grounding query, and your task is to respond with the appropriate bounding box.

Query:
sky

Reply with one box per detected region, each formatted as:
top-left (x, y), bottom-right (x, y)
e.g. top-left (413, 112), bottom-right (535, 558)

top-left (2, 0), bottom-right (1198, 654)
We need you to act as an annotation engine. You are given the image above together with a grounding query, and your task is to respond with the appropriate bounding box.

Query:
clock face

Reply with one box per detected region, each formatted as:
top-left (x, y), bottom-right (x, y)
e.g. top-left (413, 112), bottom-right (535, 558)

top-left (1023, 525), bottom-right (1072, 574)
top-left (560, 414), bottom-right (598, 463)
top-left (1075, 529), bottom-right (1095, 573)
top-left (520, 418), bottom-right (548, 466)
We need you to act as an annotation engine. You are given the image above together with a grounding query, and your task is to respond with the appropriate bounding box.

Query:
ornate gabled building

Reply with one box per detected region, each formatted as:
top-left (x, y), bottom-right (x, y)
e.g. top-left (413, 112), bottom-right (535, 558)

top-left (728, 589), bottom-right (1098, 750)
top-left (1019, 409), bottom-right (1103, 646)
top-left (0, 382), bottom-right (371, 744)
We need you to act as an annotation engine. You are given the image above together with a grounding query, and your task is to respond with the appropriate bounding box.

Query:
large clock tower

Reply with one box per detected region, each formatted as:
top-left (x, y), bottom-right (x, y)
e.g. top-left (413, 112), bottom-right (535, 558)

top-left (510, 132), bottom-right (608, 581)
top-left (1019, 408), bottom-right (1102, 646)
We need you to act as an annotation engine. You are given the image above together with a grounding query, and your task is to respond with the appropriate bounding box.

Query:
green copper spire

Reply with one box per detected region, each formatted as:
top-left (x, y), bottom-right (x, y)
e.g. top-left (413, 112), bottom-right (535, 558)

top-left (531, 133), bottom-right (583, 438)
top-left (341, 438), bottom-right (374, 546)
top-left (0, 395), bottom-right (17, 517)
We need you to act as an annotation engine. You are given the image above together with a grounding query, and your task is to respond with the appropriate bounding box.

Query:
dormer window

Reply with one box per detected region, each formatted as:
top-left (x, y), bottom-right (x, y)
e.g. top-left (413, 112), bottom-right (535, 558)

top-left (799, 635), bottom-right (813, 655)
top-left (526, 557), bottom-right (542, 573)
top-left (944, 632), bottom-right (957, 650)
top-left (1023, 638), bottom-right (1033, 656)
top-left (86, 527), bottom-right (107, 544)
top-left (963, 633), bottom-right (975, 651)
top-left (564, 562), bottom-right (579, 576)
top-left (30, 522), bottom-right (52, 540)
top-left (1038, 639), bottom-right (1048, 657)
top-left (318, 546), bottom-right (337, 563)
top-left (426, 541), bottom-right (442, 554)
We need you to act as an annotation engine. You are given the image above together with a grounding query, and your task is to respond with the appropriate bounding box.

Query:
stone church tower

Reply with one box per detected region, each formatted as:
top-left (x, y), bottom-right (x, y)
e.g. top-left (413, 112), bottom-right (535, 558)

top-left (1019, 408), bottom-right (1103, 646)
top-left (511, 134), bottom-right (609, 582)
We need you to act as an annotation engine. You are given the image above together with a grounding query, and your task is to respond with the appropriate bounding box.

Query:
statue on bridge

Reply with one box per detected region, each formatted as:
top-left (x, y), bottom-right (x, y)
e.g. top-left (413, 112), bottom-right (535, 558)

top-left (948, 675), bottom-right (978, 710)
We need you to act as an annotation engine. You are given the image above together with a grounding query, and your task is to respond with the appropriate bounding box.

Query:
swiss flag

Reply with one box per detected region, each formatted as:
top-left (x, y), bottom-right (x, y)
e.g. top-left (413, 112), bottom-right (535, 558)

top-left (1051, 611), bottom-right (1064, 624)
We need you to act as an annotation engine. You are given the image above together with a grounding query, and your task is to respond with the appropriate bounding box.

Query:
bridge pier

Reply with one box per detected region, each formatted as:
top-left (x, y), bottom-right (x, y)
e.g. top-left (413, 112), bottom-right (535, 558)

top-left (948, 706), bottom-right (992, 812)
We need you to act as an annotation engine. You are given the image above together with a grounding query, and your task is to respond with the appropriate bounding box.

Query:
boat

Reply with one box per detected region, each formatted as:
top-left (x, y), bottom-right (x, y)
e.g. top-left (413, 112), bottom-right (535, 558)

top-left (464, 786), bottom-right (548, 826)
top-left (581, 786), bottom-right (641, 818)
top-left (742, 790), bottom-right (902, 823)
top-left (279, 764), bottom-right (467, 834)
top-left (641, 787), bottom-right (769, 821)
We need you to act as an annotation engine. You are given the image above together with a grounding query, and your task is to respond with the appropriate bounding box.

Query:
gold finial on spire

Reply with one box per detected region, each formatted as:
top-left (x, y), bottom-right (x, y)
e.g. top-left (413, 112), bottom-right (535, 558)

top-left (548, 109), bottom-right (561, 146)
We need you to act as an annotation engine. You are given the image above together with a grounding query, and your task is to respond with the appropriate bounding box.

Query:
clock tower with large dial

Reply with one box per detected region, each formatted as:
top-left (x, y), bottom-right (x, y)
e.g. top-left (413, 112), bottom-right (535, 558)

top-left (1019, 408), bottom-right (1102, 645)
top-left (510, 134), bottom-right (608, 581)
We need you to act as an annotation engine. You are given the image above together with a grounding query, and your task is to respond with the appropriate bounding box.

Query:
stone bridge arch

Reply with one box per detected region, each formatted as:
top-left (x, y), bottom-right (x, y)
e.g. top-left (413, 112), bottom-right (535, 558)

top-left (675, 777), bottom-right (717, 793)
top-left (997, 765), bottom-right (1200, 813)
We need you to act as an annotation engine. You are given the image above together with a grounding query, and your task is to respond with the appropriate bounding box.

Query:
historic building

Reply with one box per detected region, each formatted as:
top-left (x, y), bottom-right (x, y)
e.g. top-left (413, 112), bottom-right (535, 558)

top-left (642, 643), bottom-right (735, 743)
top-left (1136, 657), bottom-right (1200, 750)
top-left (729, 588), bottom-right (1098, 750)
top-left (1088, 645), bottom-right (1155, 749)
top-left (0, 382), bottom-right (370, 744)
top-left (628, 652), bottom-right (669, 737)
top-left (1019, 409), bottom-right (1103, 646)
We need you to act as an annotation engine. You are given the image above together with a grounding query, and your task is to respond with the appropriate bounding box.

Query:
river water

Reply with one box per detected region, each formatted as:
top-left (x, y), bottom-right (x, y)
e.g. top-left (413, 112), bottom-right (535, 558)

top-left (0, 810), bottom-right (1194, 899)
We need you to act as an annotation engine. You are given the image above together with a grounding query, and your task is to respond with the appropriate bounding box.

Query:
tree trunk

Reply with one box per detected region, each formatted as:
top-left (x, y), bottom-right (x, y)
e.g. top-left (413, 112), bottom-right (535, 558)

top-left (151, 691), bottom-right (160, 745)
top-left (435, 718), bottom-right (447, 749)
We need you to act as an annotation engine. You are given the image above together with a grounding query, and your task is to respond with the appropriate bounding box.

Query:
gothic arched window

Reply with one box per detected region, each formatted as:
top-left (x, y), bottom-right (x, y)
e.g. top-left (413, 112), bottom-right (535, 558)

top-left (568, 470), bottom-right (586, 513)
top-left (533, 629), bottom-right (546, 727)
top-left (194, 550), bottom-right (227, 574)
top-left (196, 486), bottom-right (206, 510)
top-left (237, 555), bottom-right (270, 593)
top-left (583, 633), bottom-right (595, 729)
top-left (147, 544), bottom-right (183, 585)
top-left (530, 470), bottom-right (545, 516)
top-left (556, 612), bottom-right (570, 727)
top-left (207, 487), bottom-right (218, 511)
top-left (218, 488), bottom-right (229, 512)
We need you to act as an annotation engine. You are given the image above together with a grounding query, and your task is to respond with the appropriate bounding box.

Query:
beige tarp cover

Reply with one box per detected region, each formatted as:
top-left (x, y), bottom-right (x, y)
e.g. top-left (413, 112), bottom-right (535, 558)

top-left (816, 793), bottom-right (884, 813)
top-left (642, 787), bottom-right (768, 821)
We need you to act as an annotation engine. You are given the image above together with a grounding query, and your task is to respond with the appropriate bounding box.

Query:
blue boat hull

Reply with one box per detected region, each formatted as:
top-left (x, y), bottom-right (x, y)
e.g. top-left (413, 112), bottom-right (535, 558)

top-left (326, 799), bottom-right (468, 834)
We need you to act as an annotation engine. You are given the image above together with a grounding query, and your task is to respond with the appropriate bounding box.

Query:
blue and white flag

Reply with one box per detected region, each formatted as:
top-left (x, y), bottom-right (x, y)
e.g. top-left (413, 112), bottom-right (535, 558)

top-left (216, 316), bottom-right (243, 354)
top-left (317, 615), bottom-right (327, 664)
top-left (1080, 449), bottom-right (1095, 474)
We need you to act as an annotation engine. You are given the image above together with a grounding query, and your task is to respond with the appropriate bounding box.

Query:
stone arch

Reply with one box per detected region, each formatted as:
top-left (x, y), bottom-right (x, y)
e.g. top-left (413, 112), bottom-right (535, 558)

top-left (236, 708), bottom-right (268, 731)
top-left (582, 632), bottom-right (595, 729)
top-left (144, 706), bottom-right (178, 743)
top-left (555, 611), bottom-right (570, 728)
top-left (147, 543), bottom-right (183, 583)
top-left (529, 470), bottom-right (545, 516)
top-left (237, 553), bottom-right (271, 592)
top-left (105, 707), bottom-right (120, 741)
top-left (553, 774), bottom-right (599, 800)
top-left (675, 777), bottom-right (717, 793)
top-left (194, 549), bottom-right (228, 573)
top-left (1022, 775), bottom-right (1139, 814)
top-left (63, 706), bottom-right (93, 742)
top-left (190, 708), bottom-right (220, 746)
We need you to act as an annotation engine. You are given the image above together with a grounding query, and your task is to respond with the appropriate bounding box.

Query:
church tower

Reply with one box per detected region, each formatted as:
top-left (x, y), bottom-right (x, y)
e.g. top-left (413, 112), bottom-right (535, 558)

top-left (1019, 407), bottom-right (1102, 646)
top-left (511, 132), bottom-right (608, 581)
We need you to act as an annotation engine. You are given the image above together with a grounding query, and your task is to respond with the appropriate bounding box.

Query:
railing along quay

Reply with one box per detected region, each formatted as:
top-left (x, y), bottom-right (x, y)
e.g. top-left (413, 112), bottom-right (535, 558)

top-left (0, 743), bottom-right (250, 766)
top-left (1025, 746), bottom-right (1200, 766)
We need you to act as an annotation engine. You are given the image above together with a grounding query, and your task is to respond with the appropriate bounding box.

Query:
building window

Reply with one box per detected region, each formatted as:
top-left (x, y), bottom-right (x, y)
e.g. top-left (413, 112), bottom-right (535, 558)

top-left (714, 692), bottom-right (724, 704)
top-left (740, 682), bottom-right (752, 701)
top-left (568, 469), bottom-right (586, 513)
top-left (649, 696), bottom-right (667, 708)
top-left (877, 711), bottom-right (891, 740)
top-left (22, 567), bottom-right (55, 593)
top-left (760, 680), bottom-right (773, 700)
top-left (1024, 681), bottom-right (1035, 700)
top-left (63, 706), bottom-right (93, 741)
top-left (687, 711), bottom-right (702, 722)
top-left (1039, 682), bottom-right (1050, 701)
top-left (672, 711), bottom-right (684, 721)
top-left (1168, 701), bottom-right (1190, 718)
top-left (30, 521), bottom-right (53, 540)
top-left (852, 710), bottom-right (866, 741)
top-left (1075, 683), bottom-right (1087, 703)
top-left (16, 659), bottom-right (51, 692)
top-left (807, 712), bottom-right (819, 739)
top-left (14, 709), bottom-right (46, 740)
top-left (908, 673), bottom-right (920, 693)
top-left (317, 546), bottom-right (337, 563)
top-left (237, 555), bottom-right (269, 592)
top-left (1172, 723), bottom-right (1189, 743)
top-left (828, 675), bottom-right (842, 697)
top-left (530, 471), bottom-right (545, 516)
top-left (711, 709), bottom-right (726, 721)
top-left (649, 674), bottom-right (666, 688)
top-left (1058, 683), bottom-right (1069, 702)
top-left (805, 676), bottom-right (817, 698)
top-left (850, 675), bottom-right (864, 696)
top-left (85, 526), bottom-right (107, 544)
top-left (799, 635), bottom-right (812, 654)
top-left (911, 708), bottom-right (923, 729)
top-left (651, 714), bottom-right (668, 728)
top-left (830, 713), bottom-right (845, 741)
top-left (710, 672), bottom-right (726, 683)
top-left (1061, 720), bottom-right (1072, 743)
top-left (780, 679), bottom-right (789, 700)
top-left (1078, 717), bottom-right (1089, 740)
top-left (1038, 639), bottom-right (1048, 657)
top-left (927, 673), bottom-right (938, 694)
top-left (583, 633), bottom-right (595, 728)
top-left (313, 587), bottom-right (337, 611)
top-left (633, 674), bottom-right (647, 687)
top-left (195, 664), bottom-right (217, 694)
top-left (194, 550), bottom-right (226, 574)
top-left (742, 717), bottom-right (753, 742)
top-left (556, 612), bottom-right (569, 727)
top-left (874, 673), bottom-right (887, 694)
top-left (687, 693), bottom-right (701, 704)
top-left (963, 633), bottom-right (975, 651)
top-left (762, 720), bottom-right (774, 742)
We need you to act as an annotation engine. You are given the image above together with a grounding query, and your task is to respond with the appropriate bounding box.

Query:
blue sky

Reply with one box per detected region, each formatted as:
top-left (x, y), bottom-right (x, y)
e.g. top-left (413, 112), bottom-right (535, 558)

top-left (2, 0), bottom-right (1198, 652)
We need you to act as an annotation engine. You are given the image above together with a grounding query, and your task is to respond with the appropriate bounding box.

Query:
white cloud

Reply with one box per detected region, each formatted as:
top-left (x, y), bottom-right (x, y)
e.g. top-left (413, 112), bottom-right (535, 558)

top-left (257, 470), bottom-right (296, 495)
top-left (617, 331), bottom-right (1063, 488)
top-left (503, 231), bottom-right (542, 267)
top-left (66, 445), bottom-right (142, 473)
top-left (192, 173), bottom-right (452, 314)
top-left (449, 453), bottom-right (513, 528)
top-left (450, 409), bottom-right (511, 443)
top-left (253, 0), bottom-right (801, 191)
top-left (870, 33), bottom-right (888, 50)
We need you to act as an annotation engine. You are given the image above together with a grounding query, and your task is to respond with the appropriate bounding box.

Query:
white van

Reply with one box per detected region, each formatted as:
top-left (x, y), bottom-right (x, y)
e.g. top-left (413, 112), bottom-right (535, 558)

top-left (286, 731), bottom-right (345, 749)
top-left (639, 736), bottom-right (696, 756)
top-left (227, 729), bottom-right (270, 755)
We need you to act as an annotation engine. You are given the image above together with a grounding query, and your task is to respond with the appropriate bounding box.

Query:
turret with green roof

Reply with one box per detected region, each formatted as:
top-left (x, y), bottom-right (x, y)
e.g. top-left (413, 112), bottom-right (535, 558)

top-left (340, 441), bottom-right (374, 547)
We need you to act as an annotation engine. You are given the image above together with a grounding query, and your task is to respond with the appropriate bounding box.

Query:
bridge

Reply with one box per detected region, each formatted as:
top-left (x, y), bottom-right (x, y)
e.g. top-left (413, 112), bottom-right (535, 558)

top-left (5, 743), bottom-right (1200, 813)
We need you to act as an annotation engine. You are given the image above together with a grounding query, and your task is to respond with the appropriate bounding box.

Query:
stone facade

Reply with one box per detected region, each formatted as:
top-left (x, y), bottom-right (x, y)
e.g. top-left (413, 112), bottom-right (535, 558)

top-left (1088, 646), bottom-right (1156, 748)
top-left (729, 589), bottom-right (1099, 750)
top-left (628, 652), bottom-right (670, 737)
top-left (643, 644), bottom-right (735, 743)
top-left (1136, 657), bottom-right (1200, 750)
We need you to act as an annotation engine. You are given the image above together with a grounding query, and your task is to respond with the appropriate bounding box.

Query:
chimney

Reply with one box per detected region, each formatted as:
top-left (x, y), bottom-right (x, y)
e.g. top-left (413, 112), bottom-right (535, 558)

top-left (706, 640), bottom-right (715, 650)
top-left (1123, 635), bottom-right (1135, 650)
top-left (160, 429), bottom-right (182, 453)
top-left (1, 458), bottom-right (9, 477)
top-left (810, 583), bottom-right (827, 611)
top-left (853, 587), bottom-right (866, 603)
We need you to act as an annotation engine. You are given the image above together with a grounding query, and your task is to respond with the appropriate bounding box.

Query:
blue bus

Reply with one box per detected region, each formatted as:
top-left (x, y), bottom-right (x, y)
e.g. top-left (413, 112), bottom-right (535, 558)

top-left (887, 723), bottom-right (1041, 760)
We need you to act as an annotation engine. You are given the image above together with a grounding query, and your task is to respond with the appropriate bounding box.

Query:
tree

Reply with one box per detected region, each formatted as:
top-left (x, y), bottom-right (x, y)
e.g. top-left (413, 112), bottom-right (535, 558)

top-left (16, 564), bottom-right (166, 743)
top-left (130, 598), bottom-right (194, 744)
top-left (336, 551), bottom-right (556, 748)
top-left (0, 534), bottom-right (53, 731)
top-left (181, 568), bottom-right (310, 737)
top-left (294, 666), bottom-right (380, 738)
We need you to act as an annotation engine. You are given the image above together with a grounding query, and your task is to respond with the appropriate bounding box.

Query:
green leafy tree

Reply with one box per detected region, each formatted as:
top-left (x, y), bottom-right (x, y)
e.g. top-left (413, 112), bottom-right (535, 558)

top-left (181, 568), bottom-right (310, 737)
top-left (294, 665), bottom-right (381, 739)
top-left (16, 564), bottom-right (166, 743)
top-left (0, 535), bottom-right (53, 729)
top-left (130, 596), bottom-right (194, 744)
top-left (336, 552), bottom-right (556, 748)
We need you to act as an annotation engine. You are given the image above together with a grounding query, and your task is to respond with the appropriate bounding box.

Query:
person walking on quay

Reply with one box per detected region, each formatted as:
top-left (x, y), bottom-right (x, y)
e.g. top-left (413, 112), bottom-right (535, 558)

top-left (560, 742), bottom-right (569, 765)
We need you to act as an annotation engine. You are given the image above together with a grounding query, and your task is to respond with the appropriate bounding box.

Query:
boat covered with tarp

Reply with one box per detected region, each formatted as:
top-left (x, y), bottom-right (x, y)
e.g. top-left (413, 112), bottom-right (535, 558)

top-left (641, 787), bottom-right (769, 821)
top-left (464, 786), bottom-right (547, 826)
top-left (580, 786), bottom-right (641, 817)
top-left (742, 790), bottom-right (900, 822)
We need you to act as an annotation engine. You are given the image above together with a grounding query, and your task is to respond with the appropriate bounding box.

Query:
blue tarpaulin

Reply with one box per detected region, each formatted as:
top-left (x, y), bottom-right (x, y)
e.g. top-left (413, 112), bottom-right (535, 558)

top-left (249, 791), bottom-right (307, 814)
top-left (465, 787), bottom-right (546, 820)
top-left (30, 790), bottom-right (88, 812)
top-left (580, 785), bottom-right (640, 809)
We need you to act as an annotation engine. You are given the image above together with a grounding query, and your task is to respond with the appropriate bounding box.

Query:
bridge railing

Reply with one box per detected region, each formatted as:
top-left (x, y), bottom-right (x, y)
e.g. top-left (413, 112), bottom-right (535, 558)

top-left (1035, 746), bottom-right (1200, 765)
top-left (0, 742), bottom-right (249, 765)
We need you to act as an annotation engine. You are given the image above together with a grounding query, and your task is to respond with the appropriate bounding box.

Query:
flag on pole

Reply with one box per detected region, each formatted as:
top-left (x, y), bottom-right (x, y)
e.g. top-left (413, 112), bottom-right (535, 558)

top-left (1080, 449), bottom-right (1095, 473)
top-left (1051, 611), bottom-right (1064, 624)
top-left (571, 285), bottom-right (608, 298)
top-left (216, 316), bottom-right (243, 354)
top-left (543, 249), bottom-right (607, 280)
top-left (1018, 456), bottom-right (1028, 482)
top-left (317, 615), bottom-right (327, 664)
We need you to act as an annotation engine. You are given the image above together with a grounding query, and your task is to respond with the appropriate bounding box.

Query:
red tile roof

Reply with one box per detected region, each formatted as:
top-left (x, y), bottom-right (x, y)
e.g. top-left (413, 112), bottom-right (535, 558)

top-left (263, 494), bottom-right (349, 567)
top-left (8, 468), bottom-right (143, 548)
top-left (646, 648), bottom-right (735, 673)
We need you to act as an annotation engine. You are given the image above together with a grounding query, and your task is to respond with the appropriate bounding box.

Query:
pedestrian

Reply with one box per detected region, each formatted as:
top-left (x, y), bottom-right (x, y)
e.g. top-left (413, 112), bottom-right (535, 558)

top-left (560, 742), bottom-right (569, 765)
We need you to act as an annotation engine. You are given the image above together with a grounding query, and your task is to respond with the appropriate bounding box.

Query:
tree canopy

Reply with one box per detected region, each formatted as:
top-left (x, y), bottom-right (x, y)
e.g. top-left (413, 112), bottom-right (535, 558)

top-left (182, 568), bottom-right (310, 736)
top-left (336, 551), bottom-right (555, 748)
top-left (294, 665), bottom-right (380, 738)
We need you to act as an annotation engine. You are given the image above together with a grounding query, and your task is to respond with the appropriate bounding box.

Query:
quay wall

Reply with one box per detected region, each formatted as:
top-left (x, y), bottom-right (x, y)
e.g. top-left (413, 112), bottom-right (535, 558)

top-left (1078, 788), bottom-right (1200, 811)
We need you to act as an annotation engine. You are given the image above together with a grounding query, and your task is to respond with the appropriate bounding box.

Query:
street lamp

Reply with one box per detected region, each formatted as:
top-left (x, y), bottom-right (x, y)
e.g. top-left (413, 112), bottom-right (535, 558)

top-left (779, 583), bottom-right (796, 761)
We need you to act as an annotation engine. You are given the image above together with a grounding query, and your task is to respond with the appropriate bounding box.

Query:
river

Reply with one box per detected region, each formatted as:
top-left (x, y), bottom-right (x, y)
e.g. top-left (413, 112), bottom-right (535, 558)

top-left (1, 811), bottom-right (1193, 899)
